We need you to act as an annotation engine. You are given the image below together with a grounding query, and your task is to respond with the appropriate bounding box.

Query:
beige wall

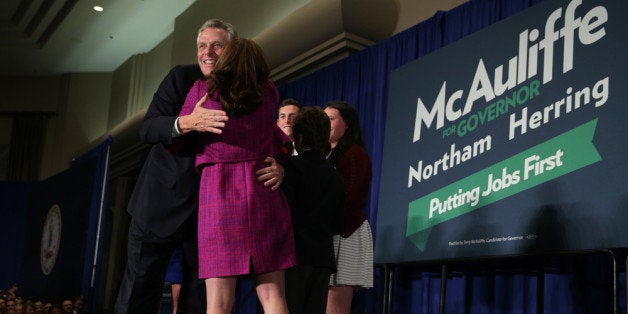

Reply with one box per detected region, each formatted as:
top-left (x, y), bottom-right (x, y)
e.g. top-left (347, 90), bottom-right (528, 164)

top-left (65, 73), bottom-right (112, 158)
top-left (0, 76), bottom-right (63, 113)
top-left (37, 33), bottom-right (175, 177)
top-left (108, 60), bottom-right (134, 130)
top-left (0, 117), bottom-right (11, 144)
top-left (40, 73), bottom-right (112, 178)
top-left (143, 35), bottom-right (176, 111)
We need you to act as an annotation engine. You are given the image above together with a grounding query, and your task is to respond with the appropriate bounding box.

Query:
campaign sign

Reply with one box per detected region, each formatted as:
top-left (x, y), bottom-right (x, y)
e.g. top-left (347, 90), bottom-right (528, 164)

top-left (375, 0), bottom-right (628, 263)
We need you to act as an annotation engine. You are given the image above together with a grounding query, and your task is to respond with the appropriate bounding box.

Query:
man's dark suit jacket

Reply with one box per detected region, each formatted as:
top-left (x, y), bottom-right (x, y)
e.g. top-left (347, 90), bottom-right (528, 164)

top-left (127, 64), bottom-right (203, 237)
top-left (281, 149), bottom-right (346, 271)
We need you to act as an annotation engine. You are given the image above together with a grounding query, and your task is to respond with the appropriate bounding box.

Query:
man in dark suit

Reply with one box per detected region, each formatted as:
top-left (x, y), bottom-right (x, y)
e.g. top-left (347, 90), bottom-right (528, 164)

top-left (281, 106), bottom-right (346, 314)
top-left (114, 19), bottom-right (285, 313)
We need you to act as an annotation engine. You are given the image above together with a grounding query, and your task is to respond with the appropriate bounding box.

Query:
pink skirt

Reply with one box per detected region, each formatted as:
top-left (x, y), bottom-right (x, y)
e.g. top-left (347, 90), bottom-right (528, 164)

top-left (197, 159), bottom-right (297, 278)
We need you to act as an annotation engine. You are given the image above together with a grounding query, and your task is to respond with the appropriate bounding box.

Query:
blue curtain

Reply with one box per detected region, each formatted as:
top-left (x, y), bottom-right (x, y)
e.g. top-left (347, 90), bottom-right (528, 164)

top-left (0, 181), bottom-right (35, 289)
top-left (0, 137), bottom-right (112, 309)
top-left (277, 0), bottom-right (626, 312)
top-left (71, 136), bottom-right (112, 313)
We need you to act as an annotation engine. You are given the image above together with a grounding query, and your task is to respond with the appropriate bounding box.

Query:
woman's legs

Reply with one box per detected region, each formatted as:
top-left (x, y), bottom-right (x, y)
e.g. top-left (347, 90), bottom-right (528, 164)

top-left (326, 285), bottom-right (353, 314)
top-left (205, 277), bottom-right (237, 314)
top-left (255, 270), bottom-right (289, 314)
top-left (170, 283), bottom-right (181, 314)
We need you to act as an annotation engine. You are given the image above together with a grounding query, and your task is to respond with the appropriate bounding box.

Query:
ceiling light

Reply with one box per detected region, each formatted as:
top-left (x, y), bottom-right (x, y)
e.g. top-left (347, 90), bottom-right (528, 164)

top-left (93, 6), bottom-right (104, 12)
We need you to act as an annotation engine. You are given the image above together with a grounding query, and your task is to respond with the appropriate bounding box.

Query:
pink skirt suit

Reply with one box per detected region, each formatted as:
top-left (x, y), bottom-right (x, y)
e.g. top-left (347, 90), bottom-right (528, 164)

top-left (178, 79), bottom-right (297, 278)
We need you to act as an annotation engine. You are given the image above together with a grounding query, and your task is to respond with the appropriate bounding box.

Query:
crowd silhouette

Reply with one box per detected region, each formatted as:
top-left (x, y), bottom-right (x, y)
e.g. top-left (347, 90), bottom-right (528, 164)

top-left (0, 285), bottom-right (85, 314)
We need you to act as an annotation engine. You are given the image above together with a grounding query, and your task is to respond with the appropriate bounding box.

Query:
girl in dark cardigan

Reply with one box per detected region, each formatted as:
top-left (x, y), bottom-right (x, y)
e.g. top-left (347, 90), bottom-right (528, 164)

top-left (324, 101), bottom-right (374, 314)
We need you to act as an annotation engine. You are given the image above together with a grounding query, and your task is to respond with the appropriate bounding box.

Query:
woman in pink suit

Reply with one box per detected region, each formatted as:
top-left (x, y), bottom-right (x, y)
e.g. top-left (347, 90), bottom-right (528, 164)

top-left (175, 38), bottom-right (296, 314)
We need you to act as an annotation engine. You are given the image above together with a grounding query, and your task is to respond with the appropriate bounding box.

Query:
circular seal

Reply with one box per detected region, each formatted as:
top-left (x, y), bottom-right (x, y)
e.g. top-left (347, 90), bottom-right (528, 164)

top-left (40, 204), bottom-right (62, 275)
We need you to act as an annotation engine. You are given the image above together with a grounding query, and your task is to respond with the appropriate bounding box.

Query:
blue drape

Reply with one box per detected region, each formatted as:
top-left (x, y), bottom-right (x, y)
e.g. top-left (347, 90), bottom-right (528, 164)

top-left (0, 181), bottom-right (35, 288)
top-left (71, 136), bottom-right (112, 313)
top-left (0, 137), bottom-right (111, 309)
top-left (277, 0), bottom-right (626, 312)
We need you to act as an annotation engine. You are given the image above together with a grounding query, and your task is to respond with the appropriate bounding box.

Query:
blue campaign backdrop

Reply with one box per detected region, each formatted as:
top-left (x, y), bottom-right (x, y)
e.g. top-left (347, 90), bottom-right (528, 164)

top-left (378, 0), bottom-right (628, 263)
top-left (278, 0), bottom-right (626, 312)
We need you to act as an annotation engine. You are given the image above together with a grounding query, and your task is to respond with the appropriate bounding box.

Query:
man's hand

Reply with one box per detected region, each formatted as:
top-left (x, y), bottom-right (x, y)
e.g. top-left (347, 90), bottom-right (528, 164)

top-left (256, 157), bottom-right (284, 190)
top-left (177, 93), bottom-right (228, 134)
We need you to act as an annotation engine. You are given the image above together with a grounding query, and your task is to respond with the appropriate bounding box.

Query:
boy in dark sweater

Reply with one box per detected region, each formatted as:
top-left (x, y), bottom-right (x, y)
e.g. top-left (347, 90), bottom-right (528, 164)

top-left (281, 106), bottom-right (346, 314)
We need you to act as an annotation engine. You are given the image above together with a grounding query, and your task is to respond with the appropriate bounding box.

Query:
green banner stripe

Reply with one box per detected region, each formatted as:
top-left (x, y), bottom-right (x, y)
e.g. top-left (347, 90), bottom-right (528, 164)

top-left (406, 119), bottom-right (601, 250)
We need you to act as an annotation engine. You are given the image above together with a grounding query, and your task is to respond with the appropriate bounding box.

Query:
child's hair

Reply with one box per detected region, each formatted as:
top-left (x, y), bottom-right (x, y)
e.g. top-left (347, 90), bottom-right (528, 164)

top-left (208, 38), bottom-right (271, 116)
top-left (292, 106), bottom-right (332, 155)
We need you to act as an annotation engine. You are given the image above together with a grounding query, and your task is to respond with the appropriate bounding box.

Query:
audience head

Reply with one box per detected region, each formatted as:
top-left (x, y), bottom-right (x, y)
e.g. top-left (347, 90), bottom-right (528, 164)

top-left (73, 295), bottom-right (84, 313)
top-left (292, 106), bottom-right (332, 155)
top-left (210, 38), bottom-right (271, 116)
top-left (277, 98), bottom-right (302, 140)
top-left (7, 285), bottom-right (18, 297)
top-left (61, 299), bottom-right (73, 313)
top-left (196, 19), bottom-right (238, 78)
top-left (15, 302), bottom-right (24, 313)
top-left (51, 304), bottom-right (62, 314)
top-left (6, 298), bottom-right (16, 312)
top-left (33, 300), bottom-right (44, 313)
top-left (25, 303), bottom-right (35, 314)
